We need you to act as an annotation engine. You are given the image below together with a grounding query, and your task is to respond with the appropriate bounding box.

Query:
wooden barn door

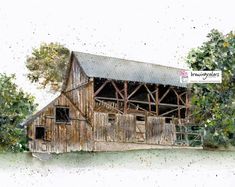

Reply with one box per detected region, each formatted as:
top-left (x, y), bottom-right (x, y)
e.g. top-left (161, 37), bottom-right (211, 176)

top-left (94, 112), bottom-right (136, 143)
top-left (135, 115), bottom-right (146, 142)
top-left (94, 112), bottom-right (116, 142)
top-left (146, 117), bottom-right (176, 145)
top-left (116, 114), bottom-right (136, 143)
top-left (94, 112), bottom-right (107, 141)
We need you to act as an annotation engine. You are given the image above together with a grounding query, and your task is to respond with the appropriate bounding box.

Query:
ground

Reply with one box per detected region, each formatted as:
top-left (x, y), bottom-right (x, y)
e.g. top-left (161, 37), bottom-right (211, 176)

top-left (0, 149), bottom-right (235, 187)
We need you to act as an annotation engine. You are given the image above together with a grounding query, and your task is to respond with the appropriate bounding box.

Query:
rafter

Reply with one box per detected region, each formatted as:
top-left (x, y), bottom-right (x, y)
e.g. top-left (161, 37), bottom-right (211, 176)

top-left (180, 92), bottom-right (186, 96)
top-left (159, 107), bottom-right (179, 117)
top-left (64, 81), bottom-right (89, 93)
top-left (128, 83), bottom-right (143, 99)
top-left (111, 81), bottom-right (124, 99)
top-left (94, 79), bottom-right (110, 96)
top-left (159, 87), bottom-right (171, 103)
top-left (61, 93), bottom-right (92, 126)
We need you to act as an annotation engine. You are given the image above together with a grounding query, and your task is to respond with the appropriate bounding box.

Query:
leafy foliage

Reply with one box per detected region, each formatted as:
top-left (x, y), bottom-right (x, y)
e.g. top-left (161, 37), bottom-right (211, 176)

top-left (0, 73), bottom-right (37, 152)
top-left (186, 29), bottom-right (235, 147)
top-left (26, 42), bottom-right (70, 92)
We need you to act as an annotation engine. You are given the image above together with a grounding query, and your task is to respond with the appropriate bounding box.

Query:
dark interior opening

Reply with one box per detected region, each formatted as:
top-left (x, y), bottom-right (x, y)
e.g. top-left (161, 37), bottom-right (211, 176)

top-left (35, 127), bottom-right (45, 140)
top-left (180, 108), bottom-right (186, 118)
top-left (94, 78), bottom-right (188, 119)
top-left (56, 107), bottom-right (70, 123)
top-left (165, 118), bottom-right (171, 123)
top-left (158, 85), bottom-right (177, 104)
top-left (136, 115), bottom-right (145, 122)
top-left (130, 85), bottom-right (148, 101)
top-left (159, 105), bottom-right (178, 118)
top-left (108, 113), bottom-right (116, 124)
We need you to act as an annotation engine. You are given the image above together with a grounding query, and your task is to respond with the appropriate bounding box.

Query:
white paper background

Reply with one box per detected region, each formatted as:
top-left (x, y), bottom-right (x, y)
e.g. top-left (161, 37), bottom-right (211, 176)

top-left (1, 0), bottom-right (235, 107)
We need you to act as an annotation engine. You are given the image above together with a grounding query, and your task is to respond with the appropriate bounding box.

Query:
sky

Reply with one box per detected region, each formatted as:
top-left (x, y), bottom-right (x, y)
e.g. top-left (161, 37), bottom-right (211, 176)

top-left (0, 0), bottom-right (235, 108)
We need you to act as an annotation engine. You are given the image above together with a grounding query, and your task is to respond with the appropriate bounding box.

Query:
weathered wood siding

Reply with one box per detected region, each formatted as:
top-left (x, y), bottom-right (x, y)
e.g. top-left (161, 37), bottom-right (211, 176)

top-left (146, 117), bottom-right (176, 145)
top-left (64, 57), bottom-right (94, 121)
top-left (93, 112), bottom-right (176, 146)
top-left (94, 113), bottom-right (136, 142)
top-left (116, 114), bottom-right (136, 142)
top-left (146, 117), bottom-right (164, 144)
top-left (28, 94), bottom-right (92, 153)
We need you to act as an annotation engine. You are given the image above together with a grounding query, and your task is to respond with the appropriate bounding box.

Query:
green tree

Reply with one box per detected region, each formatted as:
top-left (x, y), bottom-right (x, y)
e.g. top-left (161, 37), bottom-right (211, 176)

top-left (26, 42), bottom-right (70, 92)
top-left (186, 29), bottom-right (235, 148)
top-left (0, 73), bottom-right (37, 152)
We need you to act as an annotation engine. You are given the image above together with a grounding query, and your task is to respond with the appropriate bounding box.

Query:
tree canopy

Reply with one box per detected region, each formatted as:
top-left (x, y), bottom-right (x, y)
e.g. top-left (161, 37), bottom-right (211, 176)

top-left (26, 42), bottom-right (70, 92)
top-left (186, 29), bottom-right (235, 148)
top-left (0, 73), bottom-right (37, 152)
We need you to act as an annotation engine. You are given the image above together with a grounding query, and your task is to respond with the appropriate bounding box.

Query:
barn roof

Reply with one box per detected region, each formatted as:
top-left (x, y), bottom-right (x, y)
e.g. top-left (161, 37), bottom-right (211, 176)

top-left (73, 51), bottom-right (187, 87)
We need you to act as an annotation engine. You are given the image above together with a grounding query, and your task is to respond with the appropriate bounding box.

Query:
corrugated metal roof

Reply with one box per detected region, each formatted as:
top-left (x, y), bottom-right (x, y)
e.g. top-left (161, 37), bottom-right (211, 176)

top-left (73, 51), bottom-right (188, 87)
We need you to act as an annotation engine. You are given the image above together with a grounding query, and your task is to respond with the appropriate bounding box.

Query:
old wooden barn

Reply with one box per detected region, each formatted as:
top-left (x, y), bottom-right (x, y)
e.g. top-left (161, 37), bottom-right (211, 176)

top-left (23, 51), bottom-right (193, 153)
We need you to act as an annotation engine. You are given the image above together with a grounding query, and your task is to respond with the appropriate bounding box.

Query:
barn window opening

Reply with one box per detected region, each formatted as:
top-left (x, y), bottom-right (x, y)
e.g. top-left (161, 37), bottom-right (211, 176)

top-left (108, 114), bottom-right (115, 124)
top-left (165, 118), bottom-right (171, 123)
top-left (136, 115), bottom-right (145, 122)
top-left (56, 107), bottom-right (70, 123)
top-left (35, 127), bottom-right (45, 140)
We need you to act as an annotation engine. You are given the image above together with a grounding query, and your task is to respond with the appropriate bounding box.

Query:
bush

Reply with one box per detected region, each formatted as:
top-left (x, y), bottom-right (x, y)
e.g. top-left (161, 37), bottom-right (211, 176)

top-left (203, 132), bottom-right (230, 148)
top-left (0, 73), bottom-right (37, 152)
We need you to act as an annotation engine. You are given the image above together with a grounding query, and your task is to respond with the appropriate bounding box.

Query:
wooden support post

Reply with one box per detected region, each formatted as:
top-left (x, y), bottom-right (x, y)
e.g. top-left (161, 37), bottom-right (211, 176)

top-left (147, 94), bottom-right (151, 112)
top-left (124, 81), bottom-right (128, 114)
top-left (155, 84), bottom-right (159, 116)
top-left (115, 92), bottom-right (119, 109)
top-left (177, 95), bottom-right (181, 124)
top-left (185, 88), bottom-right (191, 121)
top-left (89, 78), bottom-right (95, 149)
top-left (144, 84), bottom-right (155, 102)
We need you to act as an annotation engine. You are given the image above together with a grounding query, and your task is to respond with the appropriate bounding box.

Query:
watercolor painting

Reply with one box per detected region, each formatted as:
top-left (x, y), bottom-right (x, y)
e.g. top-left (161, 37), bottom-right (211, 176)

top-left (0, 0), bottom-right (235, 186)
